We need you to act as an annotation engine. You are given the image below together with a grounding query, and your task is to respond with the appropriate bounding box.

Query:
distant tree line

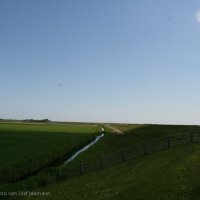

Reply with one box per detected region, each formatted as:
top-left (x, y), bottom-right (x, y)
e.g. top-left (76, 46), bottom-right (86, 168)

top-left (0, 118), bottom-right (51, 123)
top-left (23, 119), bottom-right (51, 123)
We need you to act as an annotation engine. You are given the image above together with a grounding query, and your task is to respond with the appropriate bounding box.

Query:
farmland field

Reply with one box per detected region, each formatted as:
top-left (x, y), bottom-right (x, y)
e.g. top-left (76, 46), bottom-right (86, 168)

top-left (0, 122), bottom-right (99, 183)
top-left (0, 122), bottom-right (99, 165)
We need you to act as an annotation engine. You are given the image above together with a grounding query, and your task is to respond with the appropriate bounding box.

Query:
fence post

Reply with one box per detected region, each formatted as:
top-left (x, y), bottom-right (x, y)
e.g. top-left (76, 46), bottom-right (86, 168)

top-left (190, 132), bottom-right (194, 143)
top-left (100, 154), bottom-right (103, 169)
top-left (144, 145), bottom-right (148, 155)
top-left (122, 149), bottom-right (125, 162)
top-left (80, 162), bottom-right (84, 175)
top-left (167, 137), bottom-right (170, 149)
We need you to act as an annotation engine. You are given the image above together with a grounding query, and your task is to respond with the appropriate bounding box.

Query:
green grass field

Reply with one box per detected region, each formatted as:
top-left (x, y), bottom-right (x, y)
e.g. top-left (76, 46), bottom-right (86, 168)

top-left (0, 122), bottom-right (99, 165)
top-left (2, 123), bottom-right (200, 200)
top-left (0, 122), bottom-right (99, 183)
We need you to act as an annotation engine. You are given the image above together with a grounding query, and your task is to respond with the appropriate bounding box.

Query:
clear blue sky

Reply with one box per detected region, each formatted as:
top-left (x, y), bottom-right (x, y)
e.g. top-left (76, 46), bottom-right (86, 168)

top-left (1, 0), bottom-right (200, 124)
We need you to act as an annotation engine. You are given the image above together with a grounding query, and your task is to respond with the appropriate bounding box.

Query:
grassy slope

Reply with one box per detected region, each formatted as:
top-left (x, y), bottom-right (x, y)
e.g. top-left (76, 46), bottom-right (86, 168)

top-left (64, 124), bottom-right (200, 167)
top-left (0, 123), bottom-right (99, 165)
top-left (23, 144), bottom-right (200, 200)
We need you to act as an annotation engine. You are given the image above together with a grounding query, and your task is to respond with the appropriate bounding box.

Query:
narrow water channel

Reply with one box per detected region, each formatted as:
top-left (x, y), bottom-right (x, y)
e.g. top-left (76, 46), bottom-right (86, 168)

top-left (63, 133), bottom-right (104, 165)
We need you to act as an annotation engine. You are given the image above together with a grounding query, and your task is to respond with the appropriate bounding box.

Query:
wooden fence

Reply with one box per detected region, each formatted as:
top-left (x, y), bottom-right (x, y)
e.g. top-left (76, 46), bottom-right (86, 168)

top-left (56, 132), bottom-right (200, 180)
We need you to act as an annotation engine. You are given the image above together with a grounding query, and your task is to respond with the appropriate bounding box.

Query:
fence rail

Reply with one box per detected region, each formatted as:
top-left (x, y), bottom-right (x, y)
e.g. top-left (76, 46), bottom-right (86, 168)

top-left (55, 132), bottom-right (200, 181)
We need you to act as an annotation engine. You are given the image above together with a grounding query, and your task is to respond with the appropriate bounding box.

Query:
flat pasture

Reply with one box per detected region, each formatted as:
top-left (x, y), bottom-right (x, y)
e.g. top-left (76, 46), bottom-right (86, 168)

top-left (0, 122), bottom-right (99, 183)
top-left (0, 122), bottom-right (99, 165)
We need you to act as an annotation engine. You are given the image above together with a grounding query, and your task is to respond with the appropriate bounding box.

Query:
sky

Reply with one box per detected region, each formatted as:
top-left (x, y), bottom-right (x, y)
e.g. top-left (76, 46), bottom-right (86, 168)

top-left (1, 0), bottom-right (200, 124)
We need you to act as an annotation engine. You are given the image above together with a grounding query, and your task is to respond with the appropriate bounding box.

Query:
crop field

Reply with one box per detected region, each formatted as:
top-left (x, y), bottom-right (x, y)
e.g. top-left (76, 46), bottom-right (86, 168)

top-left (0, 122), bottom-right (99, 183)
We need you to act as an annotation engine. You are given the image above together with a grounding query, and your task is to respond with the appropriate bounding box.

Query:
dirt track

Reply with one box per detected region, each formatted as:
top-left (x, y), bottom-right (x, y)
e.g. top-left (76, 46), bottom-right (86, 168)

top-left (105, 124), bottom-right (124, 135)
